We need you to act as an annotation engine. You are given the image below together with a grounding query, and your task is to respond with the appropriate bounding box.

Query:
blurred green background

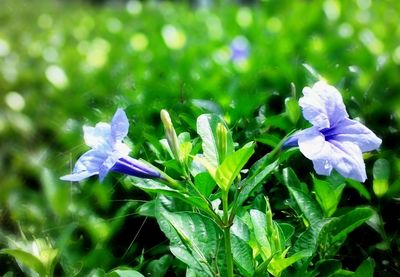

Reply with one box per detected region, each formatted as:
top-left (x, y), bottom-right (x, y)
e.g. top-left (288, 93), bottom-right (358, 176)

top-left (1, 0), bottom-right (399, 275)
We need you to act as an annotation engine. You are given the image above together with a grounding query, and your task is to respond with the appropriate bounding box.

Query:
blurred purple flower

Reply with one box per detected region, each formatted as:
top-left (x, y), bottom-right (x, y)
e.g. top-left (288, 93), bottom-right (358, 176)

top-left (283, 81), bottom-right (381, 182)
top-left (230, 36), bottom-right (249, 62)
top-left (61, 109), bottom-right (161, 182)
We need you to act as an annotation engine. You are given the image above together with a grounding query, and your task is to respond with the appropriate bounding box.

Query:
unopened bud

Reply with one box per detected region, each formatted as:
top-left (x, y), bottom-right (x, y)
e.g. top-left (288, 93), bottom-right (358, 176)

top-left (160, 109), bottom-right (180, 162)
top-left (216, 123), bottom-right (228, 163)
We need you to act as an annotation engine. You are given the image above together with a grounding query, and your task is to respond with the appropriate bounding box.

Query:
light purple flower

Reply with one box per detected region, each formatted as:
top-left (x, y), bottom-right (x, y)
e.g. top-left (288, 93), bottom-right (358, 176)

top-left (230, 36), bottom-right (249, 62)
top-left (283, 81), bottom-right (382, 182)
top-left (61, 109), bottom-right (161, 182)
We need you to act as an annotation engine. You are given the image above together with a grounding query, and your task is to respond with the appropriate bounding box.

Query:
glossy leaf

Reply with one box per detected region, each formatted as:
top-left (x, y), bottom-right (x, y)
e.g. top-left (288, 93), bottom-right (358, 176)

top-left (156, 201), bottom-right (224, 277)
top-left (196, 114), bottom-right (234, 168)
top-left (313, 177), bottom-right (345, 217)
top-left (283, 168), bottom-right (323, 225)
top-left (215, 142), bottom-right (255, 191)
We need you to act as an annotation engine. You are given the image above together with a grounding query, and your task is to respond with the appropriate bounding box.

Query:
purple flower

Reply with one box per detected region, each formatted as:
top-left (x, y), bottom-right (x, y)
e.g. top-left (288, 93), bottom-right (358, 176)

top-left (230, 36), bottom-right (249, 62)
top-left (283, 81), bottom-right (382, 182)
top-left (61, 109), bottom-right (161, 182)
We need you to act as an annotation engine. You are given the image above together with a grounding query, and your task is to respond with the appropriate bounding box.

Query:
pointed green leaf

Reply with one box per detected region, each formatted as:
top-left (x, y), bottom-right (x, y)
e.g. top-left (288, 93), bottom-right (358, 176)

top-left (1, 249), bottom-right (46, 276)
top-left (268, 250), bottom-right (312, 276)
top-left (283, 168), bottom-right (323, 225)
top-left (329, 207), bottom-right (374, 243)
top-left (354, 258), bottom-right (374, 277)
top-left (250, 209), bottom-right (271, 259)
top-left (231, 234), bottom-right (254, 277)
top-left (156, 200), bottom-right (225, 277)
top-left (215, 142), bottom-right (255, 191)
top-left (313, 177), bottom-right (345, 217)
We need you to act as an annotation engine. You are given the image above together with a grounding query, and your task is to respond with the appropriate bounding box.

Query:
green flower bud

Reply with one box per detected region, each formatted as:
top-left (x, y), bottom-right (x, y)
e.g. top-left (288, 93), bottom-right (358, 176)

top-left (216, 122), bottom-right (228, 163)
top-left (160, 109), bottom-right (180, 162)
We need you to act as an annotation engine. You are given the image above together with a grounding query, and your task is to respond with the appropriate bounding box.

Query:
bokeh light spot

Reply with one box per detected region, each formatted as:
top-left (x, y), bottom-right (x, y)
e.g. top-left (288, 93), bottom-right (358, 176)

top-left (5, 92), bottom-right (25, 111)
top-left (45, 65), bottom-right (69, 89)
top-left (130, 33), bottom-right (149, 51)
top-left (236, 7), bottom-right (253, 28)
top-left (161, 25), bottom-right (186, 50)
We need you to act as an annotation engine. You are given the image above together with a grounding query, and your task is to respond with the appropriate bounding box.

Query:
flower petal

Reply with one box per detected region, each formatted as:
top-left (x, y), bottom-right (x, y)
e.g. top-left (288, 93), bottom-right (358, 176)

top-left (60, 149), bottom-right (106, 181)
top-left (329, 140), bottom-right (367, 182)
top-left (60, 171), bottom-right (96, 182)
top-left (111, 108), bottom-right (129, 142)
top-left (83, 122), bottom-right (112, 150)
top-left (300, 81), bottom-right (348, 129)
top-left (111, 156), bottom-right (161, 179)
top-left (297, 127), bottom-right (333, 175)
top-left (324, 118), bottom-right (382, 152)
top-left (99, 152), bottom-right (120, 181)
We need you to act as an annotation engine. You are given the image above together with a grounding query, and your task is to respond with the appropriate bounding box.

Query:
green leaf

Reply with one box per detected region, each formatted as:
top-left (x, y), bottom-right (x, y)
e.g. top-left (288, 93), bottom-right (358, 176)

top-left (129, 178), bottom-right (214, 219)
top-left (292, 219), bottom-right (332, 263)
top-left (285, 97), bottom-right (301, 124)
top-left (278, 223), bottom-right (295, 246)
top-left (283, 168), bottom-right (323, 225)
top-left (354, 258), bottom-right (374, 277)
top-left (233, 159), bottom-right (279, 213)
top-left (41, 168), bottom-right (70, 217)
top-left (144, 255), bottom-right (173, 277)
top-left (196, 114), bottom-right (234, 168)
top-left (1, 249), bottom-right (46, 276)
top-left (107, 268), bottom-right (145, 277)
top-left (373, 159), bottom-right (390, 197)
top-left (215, 142), bottom-right (255, 191)
top-left (250, 209), bottom-right (272, 259)
top-left (313, 177), bottom-right (345, 217)
top-left (329, 207), bottom-right (374, 243)
top-left (231, 234), bottom-right (254, 277)
top-left (346, 179), bottom-right (371, 201)
top-left (194, 172), bottom-right (216, 197)
top-left (268, 250), bottom-right (312, 276)
top-left (311, 259), bottom-right (342, 277)
top-left (156, 200), bottom-right (224, 277)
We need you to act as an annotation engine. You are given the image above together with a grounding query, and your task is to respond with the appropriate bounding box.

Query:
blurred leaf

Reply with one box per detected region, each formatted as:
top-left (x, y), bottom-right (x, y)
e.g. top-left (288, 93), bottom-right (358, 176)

top-left (41, 168), bottom-right (70, 217)
top-left (285, 97), bottom-right (301, 124)
top-left (373, 159), bottom-right (390, 197)
top-left (107, 268), bottom-right (144, 277)
top-left (1, 249), bottom-right (45, 276)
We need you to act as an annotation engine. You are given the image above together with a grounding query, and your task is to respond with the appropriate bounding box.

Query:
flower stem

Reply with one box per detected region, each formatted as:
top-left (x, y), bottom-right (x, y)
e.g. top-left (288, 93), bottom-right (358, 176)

top-left (222, 190), bottom-right (234, 277)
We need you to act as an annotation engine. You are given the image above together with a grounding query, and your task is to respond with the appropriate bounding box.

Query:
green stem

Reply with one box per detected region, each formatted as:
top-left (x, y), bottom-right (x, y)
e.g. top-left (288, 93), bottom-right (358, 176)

top-left (222, 190), bottom-right (234, 277)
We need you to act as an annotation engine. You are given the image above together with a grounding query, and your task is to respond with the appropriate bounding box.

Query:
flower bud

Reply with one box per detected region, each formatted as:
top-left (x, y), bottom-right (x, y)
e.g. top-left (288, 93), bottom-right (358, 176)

top-left (216, 122), bottom-right (228, 163)
top-left (160, 109), bottom-right (180, 162)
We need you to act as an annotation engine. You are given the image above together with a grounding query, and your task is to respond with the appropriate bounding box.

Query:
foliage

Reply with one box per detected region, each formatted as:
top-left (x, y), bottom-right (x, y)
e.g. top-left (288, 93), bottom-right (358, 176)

top-left (1, 0), bottom-right (400, 276)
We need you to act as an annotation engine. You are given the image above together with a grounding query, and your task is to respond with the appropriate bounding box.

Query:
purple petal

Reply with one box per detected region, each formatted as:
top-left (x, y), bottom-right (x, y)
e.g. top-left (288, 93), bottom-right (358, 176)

top-left (329, 140), bottom-right (367, 182)
top-left (300, 81), bottom-right (348, 129)
top-left (111, 156), bottom-right (161, 179)
top-left (111, 108), bottom-right (129, 142)
top-left (297, 127), bottom-right (334, 175)
top-left (324, 118), bottom-right (382, 152)
top-left (60, 171), bottom-right (97, 182)
top-left (99, 153), bottom-right (120, 181)
top-left (60, 149), bottom-right (107, 182)
top-left (83, 122), bottom-right (112, 150)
